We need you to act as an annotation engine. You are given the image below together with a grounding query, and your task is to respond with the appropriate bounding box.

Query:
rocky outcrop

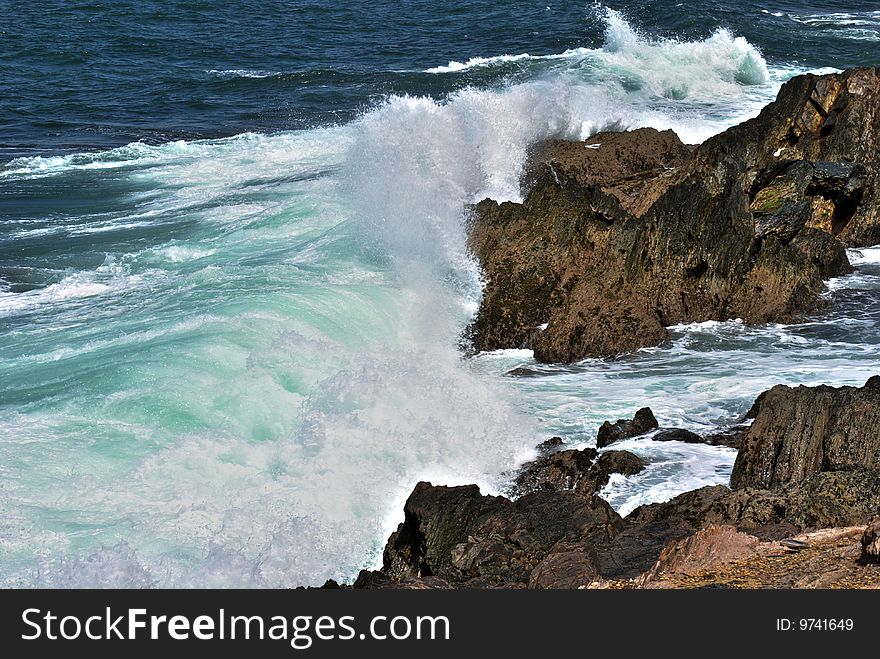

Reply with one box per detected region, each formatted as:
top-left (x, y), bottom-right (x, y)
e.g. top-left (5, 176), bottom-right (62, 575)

top-left (595, 407), bottom-right (743, 449)
top-left (637, 525), bottom-right (761, 587)
top-left (652, 428), bottom-right (704, 443)
top-left (591, 468), bottom-right (880, 579)
top-left (574, 450), bottom-right (645, 497)
top-left (596, 408), bottom-right (658, 448)
top-left (512, 447), bottom-right (596, 494)
top-left (360, 374), bottom-right (880, 588)
top-left (604, 525), bottom-right (880, 589)
top-left (467, 69), bottom-right (880, 362)
top-left (359, 468), bottom-right (880, 588)
top-left (731, 376), bottom-right (880, 489)
top-left (360, 482), bottom-right (623, 589)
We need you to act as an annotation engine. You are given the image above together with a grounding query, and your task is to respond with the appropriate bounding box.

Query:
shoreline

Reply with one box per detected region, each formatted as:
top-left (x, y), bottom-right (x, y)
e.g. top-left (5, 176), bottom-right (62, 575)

top-left (346, 67), bottom-right (880, 589)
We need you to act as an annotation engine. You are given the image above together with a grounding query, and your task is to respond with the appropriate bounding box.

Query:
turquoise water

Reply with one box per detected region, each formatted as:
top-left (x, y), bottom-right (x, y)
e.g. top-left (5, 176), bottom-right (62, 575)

top-left (2, 5), bottom-right (880, 586)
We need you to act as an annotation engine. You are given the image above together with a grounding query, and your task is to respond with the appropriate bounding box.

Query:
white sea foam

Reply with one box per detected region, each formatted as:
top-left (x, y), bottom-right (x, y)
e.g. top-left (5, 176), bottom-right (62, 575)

top-left (599, 442), bottom-right (737, 517)
top-left (206, 69), bottom-right (280, 79)
top-left (426, 8), bottom-right (770, 103)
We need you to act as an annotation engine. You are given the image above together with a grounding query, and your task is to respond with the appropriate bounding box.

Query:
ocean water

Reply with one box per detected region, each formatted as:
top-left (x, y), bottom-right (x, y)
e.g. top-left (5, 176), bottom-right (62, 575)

top-left (1, 1), bottom-right (879, 587)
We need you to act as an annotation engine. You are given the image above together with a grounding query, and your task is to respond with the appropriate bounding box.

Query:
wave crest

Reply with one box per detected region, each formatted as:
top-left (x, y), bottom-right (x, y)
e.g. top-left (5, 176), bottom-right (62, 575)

top-left (425, 7), bottom-right (769, 103)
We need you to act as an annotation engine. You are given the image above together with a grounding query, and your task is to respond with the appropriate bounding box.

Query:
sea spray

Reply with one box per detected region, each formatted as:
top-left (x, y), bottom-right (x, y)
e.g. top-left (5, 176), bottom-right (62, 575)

top-left (0, 7), bottom-right (865, 588)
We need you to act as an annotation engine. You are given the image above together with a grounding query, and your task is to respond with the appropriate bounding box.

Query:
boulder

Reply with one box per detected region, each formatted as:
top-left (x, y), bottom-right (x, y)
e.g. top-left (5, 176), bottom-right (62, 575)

top-left (575, 450), bottom-right (645, 497)
top-left (596, 407), bottom-right (658, 448)
top-left (639, 525), bottom-right (761, 586)
top-left (652, 428), bottom-right (704, 443)
top-left (536, 436), bottom-right (565, 453)
top-left (528, 541), bottom-right (601, 589)
top-left (512, 448), bottom-right (596, 495)
top-left (731, 376), bottom-right (880, 490)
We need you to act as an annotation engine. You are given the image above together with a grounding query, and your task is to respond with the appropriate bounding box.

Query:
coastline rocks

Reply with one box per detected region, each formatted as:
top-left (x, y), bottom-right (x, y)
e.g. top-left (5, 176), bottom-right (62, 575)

top-left (362, 376), bottom-right (880, 588)
top-left (608, 524), bottom-right (879, 589)
top-left (575, 450), bottom-right (645, 498)
top-left (367, 482), bottom-right (624, 589)
top-left (466, 69), bottom-right (880, 362)
top-left (652, 428), bottom-right (704, 444)
top-left (862, 516), bottom-right (880, 563)
top-left (513, 448), bottom-right (596, 495)
top-left (596, 407), bottom-right (658, 448)
top-left (731, 376), bottom-right (880, 489)
top-left (512, 446), bottom-right (644, 498)
top-left (593, 468), bottom-right (880, 579)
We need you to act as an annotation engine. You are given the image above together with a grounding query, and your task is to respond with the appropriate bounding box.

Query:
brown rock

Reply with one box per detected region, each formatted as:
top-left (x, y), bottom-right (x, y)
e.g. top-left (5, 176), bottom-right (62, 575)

top-left (575, 450), bottom-right (645, 497)
top-left (466, 69), bottom-right (880, 362)
top-left (512, 448), bottom-right (596, 495)
top-left (652, 428), bottom-right (703, 443)
top-left (524, 128), bottom-right (694, 216)
top-left (528, 541), bottom-right (601, 589)
top-left (596, 408), bottom-right (658, 448)
top-left (731, 376), bottom-right (880, 490)
top-left (377, 481), bottom-right (623, 588)
top-left (640, 525), bottom-right (760, 586)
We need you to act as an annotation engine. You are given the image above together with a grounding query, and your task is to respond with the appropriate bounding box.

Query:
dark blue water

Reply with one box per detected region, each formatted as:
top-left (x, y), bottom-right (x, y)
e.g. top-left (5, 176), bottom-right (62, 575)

top-left (3, 1), bottom-right (879, 159)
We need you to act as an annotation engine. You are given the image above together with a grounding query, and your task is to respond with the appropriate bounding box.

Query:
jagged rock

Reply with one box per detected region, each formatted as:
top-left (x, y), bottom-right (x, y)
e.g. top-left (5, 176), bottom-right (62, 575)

top-left (596, 468), bottom-right (880, 579)
top-left (524, 128), bottom-right (694, 216)
top-left (528, 541), bottom-right (600, 589)
top-left (596, 407), bottom-right (658, 448)
top-left (536, 436), bottom-right (565, 453)
top-left (376, 481), bottom-right (623, 588)
top-left (466, 69), bottom-right (880, 362)
top-left (702, 425), bottom-right (749, 449)
top-left (731, 376), bottom-right (880, 489)
top-left (575, 450), bottom-right (645, 497)
top-left (725, 68), bottom-right (880, 246)
top-left (352, 570), bottom-right (391, 589)
top-left (639, 525), bottom-right (761, 586)
top-left (862, 516), bottom-right (880, 563)
top-left (512, 448), bottom-right (596, 495)
top-left (652, 428), bottom-right (704, 443)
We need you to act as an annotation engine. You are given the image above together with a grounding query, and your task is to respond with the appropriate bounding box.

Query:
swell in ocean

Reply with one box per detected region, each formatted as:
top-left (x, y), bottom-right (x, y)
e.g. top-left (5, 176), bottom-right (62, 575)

top-left (1, 7), bottom-right (877, 587)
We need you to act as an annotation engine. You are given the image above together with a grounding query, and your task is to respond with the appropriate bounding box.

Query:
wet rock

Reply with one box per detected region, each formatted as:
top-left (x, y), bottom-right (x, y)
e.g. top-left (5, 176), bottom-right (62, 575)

top-left (601, 468), bottom-right (880, 579)
top-left (352, 570), bottom-right (391, 589)
top-left (652, 428), bottom-right (704, 443)
top-left (862, 516), bottom-right (880, 563)
top-left (523, 128), bottom-right (694, 217)
top-left (375, 481), bottom-right (623, 588)
top-left (596, 408), bottom-right (658, 448)
top-left (505, 366), bottom-right (542, 377)
top-left (701, 425), bottom-right (749, 449)
top-left (575, 450), bottom-right (645, 497)
top-left (512, 448), bottom-right (596, 495)
top-left (536, 436), bottom-right (565, 453)
top-left (467, 69), bottom-right (880, 362)
top-left (731, 376), bottom-right (880, 490)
